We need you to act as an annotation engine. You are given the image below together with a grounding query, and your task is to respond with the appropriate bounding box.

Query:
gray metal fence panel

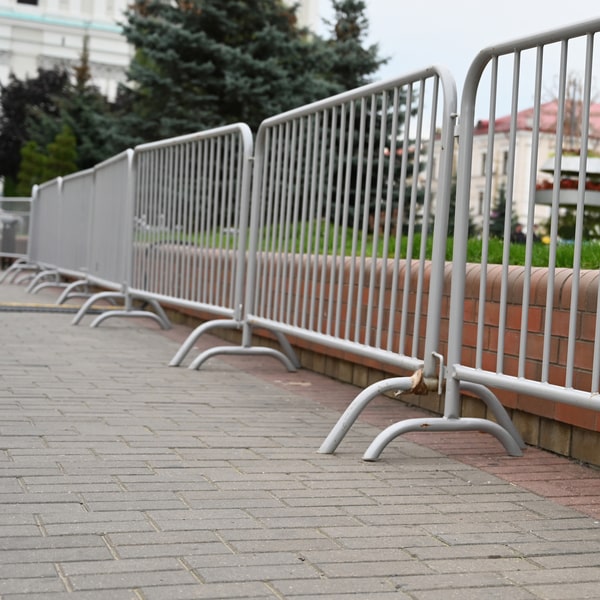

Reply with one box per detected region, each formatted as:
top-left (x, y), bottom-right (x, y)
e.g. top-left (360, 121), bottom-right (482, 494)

top-left (447, 20), bottom-right (600, 420)
top-left (28, 178), bottom-right (62, 268)
top-left (58, 169), bottom-right (94, 275)
top-left (130, 125), bottom-right (253, 320)
top-left (0, 197), bottom-right (31, 261)
top-left (244, 69), bottom-right (457, 375)
top-left (87, 150), bottom-right (134, 289)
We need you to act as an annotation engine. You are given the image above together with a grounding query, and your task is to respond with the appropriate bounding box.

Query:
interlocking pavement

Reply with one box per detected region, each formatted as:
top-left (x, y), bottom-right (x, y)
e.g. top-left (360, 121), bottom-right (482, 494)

top-left (1, 275), bottom-right (600, 599)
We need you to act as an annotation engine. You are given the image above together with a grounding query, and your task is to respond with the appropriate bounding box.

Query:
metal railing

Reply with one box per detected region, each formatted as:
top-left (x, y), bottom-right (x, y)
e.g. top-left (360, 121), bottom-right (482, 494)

top-left (70, 149), bottom-right (170, 327)
top-left (0, 196), bottom-right (31, 265)
top-left (129, 125), bottom-right (255, 360)
top-left (362, 18), bottom-right (600, 460)
top-left (167, 69), bottom-right (460, 452)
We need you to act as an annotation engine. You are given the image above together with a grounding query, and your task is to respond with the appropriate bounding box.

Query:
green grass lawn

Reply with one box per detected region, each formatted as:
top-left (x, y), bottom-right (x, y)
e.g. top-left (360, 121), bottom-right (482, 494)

top-left (464, 237), bottom-right (600, 269)
top-left (137, 225), bottom-right (600, 270)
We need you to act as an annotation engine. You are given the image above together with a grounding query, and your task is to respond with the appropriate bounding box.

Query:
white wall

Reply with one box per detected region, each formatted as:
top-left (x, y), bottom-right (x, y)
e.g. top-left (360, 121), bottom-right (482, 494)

top-left (0, 0), bottom-right (132, 99)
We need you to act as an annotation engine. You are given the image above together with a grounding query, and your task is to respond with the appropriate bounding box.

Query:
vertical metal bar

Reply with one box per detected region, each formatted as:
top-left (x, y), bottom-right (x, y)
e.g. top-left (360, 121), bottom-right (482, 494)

top-left (296, 115), bottom-right (312, 328)
top-left (363, 94), bottom-right (379, 346)
top-left (332, 103), bottom-right (348, 339)
top-left (386, 85), bottom-right (404, 352)
top-left (518, 46), bottom-right (545, 378)
top-left (474, 66), bottom-right (494, 371)
top-left (566, 34), bottom-right (594, 388)
top-left (286, 119), bottom-right (302, 325)
top-left (542, 40), bottom-right (569, 383)
top-left (340, 101), bottom-right (357, 341)
top-left (496, 51), bottom-right (522, 375)
top-left (374, 90), bottom-right (390, 349)
top-left (408, 78), bottom-right (428, 358)
top-left (350, 98), bottom-right (368, 341)
top-left (311, 110), bottom-right (328, 333)
top-left (397, 83), bottom-right (415, 355)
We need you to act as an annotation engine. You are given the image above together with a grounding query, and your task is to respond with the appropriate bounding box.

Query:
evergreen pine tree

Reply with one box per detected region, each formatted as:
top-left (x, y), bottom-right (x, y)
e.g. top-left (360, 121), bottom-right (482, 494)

top-left (110, 0), bottom-right (386, 147)
top-left (16, 141), bottom-right (46, 197)
top-left (326, 0), bottom-right (387, 90)
top-left (489, 185), bottom-right (517, 238)
top-left (0, 68), bottom-right (69, 195)
top-left (27, 37), bottom-right (114, 170)
top-left (43, 125), bottom-right (78, 181)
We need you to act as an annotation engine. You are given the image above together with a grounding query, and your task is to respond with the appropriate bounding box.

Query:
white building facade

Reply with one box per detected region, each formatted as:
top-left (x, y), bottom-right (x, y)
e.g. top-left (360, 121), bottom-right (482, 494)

top-left (0, 0), bottom-right (321, 101)
top-left (469, 101), bottom-right (600, 232)
top-left (0, 0), bottom-right (133, 100)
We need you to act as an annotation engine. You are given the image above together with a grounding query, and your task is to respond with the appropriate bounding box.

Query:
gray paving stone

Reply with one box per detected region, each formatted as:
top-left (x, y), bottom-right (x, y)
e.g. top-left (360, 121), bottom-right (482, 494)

top-left (141, 582), bottom-right (280, 599)
top-left (3, 280), bottom-right (600, 598)
top-left (0, 577), bottom-right (67, 595)
top-left (68, 569), bottom-right (198, 591)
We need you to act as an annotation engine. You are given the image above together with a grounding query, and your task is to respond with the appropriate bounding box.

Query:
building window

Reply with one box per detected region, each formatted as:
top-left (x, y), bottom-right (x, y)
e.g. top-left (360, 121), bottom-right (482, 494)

top-left (502, 150), bottom-right (509, 175)
top-left (481, 152), bottom-right (487, 176)
top-left (17, 0), bottom-right (39, 5)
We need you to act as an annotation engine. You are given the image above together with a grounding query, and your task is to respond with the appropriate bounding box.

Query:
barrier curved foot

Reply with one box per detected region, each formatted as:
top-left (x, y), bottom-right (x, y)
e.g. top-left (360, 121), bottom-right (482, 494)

top-left (169, 320), bottom-right (240, 367)
top-left (460, 381), bottom-right (525, 449)
top-left (362, 417), bottom-right (524, 462)
top-left (188, 346), bottom-right (297, 372)
top-left (0, 259), bottom-right (32, 284)
top-left (318, 376), bottom-right (417, 454)
top-left (26, 269), bottom-right (59, 293)
top-left (272, 330), bottom-right (301, 369)
top-left (30, 280), bottom-right (68, 295)
top-left (144, 298), bottom-right (171, 330)
top-left (72, 292), bottom-right (124, 325)
top-left (56, 280), bottom-right (89, 305)
top-left (90, 309), bottom-right (170, 329)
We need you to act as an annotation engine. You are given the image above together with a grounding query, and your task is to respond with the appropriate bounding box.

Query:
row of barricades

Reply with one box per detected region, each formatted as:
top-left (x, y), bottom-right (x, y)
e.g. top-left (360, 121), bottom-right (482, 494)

top-left (3, 18), bottom-right (600, 461)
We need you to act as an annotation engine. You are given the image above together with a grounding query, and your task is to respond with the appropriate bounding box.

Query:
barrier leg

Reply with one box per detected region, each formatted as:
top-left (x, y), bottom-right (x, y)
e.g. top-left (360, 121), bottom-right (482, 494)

top-left (169, 320), bottom-right (242, 367)
top-left (30, 280), bottom-right (69, 295)
top-left (189, 345), bottom-right (298, 372)
top-left (318, 376), bottom-right (417, 454)
top-left (89, 296), bottom-right (171, 330)
top-left (272, 330), bottom-right (301, 370)
top-left (56, 280), bottom-right (90, 305)
top-left (90, 309), bottom-right (170, 329)
top-left (26, 269), bottom-right (59, 293)
top-left (363, 417), bottom-right (523, 462)
top-left (0, 258), bottom-right (33, 283)
top-left (460, 382), bottom-right (525, 449)
top-left (72, 292), bottom-right (124, 325)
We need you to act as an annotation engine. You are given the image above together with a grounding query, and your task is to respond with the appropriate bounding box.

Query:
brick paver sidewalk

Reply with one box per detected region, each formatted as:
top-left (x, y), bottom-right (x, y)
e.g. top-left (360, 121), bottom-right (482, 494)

top-left (1, 278), bottom-right (600, 599)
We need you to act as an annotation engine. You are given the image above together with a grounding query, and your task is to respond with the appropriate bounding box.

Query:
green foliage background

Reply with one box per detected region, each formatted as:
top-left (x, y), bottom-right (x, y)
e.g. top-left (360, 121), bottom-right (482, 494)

top-left (0, 0), bottom-right (385, 195)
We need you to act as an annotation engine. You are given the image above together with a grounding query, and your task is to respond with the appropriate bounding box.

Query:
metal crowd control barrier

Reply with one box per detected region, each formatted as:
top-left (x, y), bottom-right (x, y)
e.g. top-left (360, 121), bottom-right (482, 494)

top-left (168, 69), bottom-right (459, 452)
top-left (0, 194), bottom-right (40, 283)
top-left (362, 19), bottom-right (600, 460)
top-left (0, 196), bottom-right (31, 269)
top-left (18, 179), bottom-right (63, 290)
top-left (127, 125), bottom-right (255, 354)
top-left (71, 150), bottom-right (170, 328)
top-left (26, 169), bottom-right (95, 296)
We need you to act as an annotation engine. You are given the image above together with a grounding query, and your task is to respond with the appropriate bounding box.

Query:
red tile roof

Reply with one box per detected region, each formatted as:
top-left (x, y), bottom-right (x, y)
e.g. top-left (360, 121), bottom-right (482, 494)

top-left (474, 100), bottom-right (600, 138)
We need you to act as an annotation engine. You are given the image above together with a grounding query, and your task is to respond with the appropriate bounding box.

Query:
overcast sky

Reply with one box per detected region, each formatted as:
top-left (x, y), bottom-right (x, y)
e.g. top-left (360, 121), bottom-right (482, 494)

top-left (317, 1), bottom-right (600, 114)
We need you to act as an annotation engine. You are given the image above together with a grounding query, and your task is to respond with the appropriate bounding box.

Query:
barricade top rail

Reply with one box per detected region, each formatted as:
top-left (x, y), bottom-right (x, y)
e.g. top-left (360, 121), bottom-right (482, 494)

top-left (61, 168), bottom-right (94, 182)
top-left (134, 122), bottom-right (254, 153)
top-left (257, 65), bottom-right (457, 128)
top-left (448, 17), bottom-right (600, 412)
top-left (241, 67), bottom-right (457, 377)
